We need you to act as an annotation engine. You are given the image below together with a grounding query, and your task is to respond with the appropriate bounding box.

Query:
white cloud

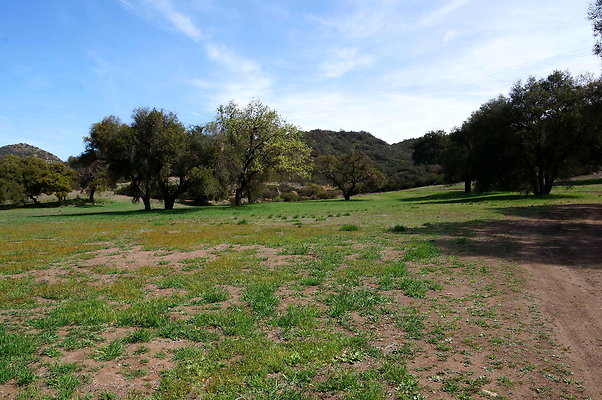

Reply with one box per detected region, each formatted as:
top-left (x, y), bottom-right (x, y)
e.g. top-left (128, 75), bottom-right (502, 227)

top-left (320, 48), bottom-right (374, 78)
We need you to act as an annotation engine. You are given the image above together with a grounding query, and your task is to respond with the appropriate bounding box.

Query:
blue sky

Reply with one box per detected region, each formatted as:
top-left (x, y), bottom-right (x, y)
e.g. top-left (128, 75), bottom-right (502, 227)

top-left (1, 0), bottom-right (600, 160)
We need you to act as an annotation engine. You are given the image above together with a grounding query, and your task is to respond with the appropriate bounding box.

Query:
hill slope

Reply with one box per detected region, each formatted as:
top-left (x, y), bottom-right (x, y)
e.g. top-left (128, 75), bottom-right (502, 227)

top-left (0, 143), bottom-right (63, 163)
top-left (304, 129), bottom-right (443, 190)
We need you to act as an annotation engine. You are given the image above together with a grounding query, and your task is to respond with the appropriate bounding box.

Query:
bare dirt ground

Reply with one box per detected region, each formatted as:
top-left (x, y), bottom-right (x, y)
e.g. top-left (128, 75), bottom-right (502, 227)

top-left (443, 203), bottom-right (602, 399)
top-left (516, 204), bottom-right (602, 400)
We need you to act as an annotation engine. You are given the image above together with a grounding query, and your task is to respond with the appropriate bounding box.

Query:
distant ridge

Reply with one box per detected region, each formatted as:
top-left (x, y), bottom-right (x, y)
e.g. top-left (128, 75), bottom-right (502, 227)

top-left (0, 143), bottom-right (63, 163)
top-left (304, 129), bottom-right (443, 190)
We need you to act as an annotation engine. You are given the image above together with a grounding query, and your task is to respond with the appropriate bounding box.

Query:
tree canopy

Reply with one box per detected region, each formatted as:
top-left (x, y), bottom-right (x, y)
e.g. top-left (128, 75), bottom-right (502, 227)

top-left (415, 71), bottom-right (602, 195)
top-left (212, 100), bottom-right (312, 206)
top-left (316, 151), bottom-right (386, 200)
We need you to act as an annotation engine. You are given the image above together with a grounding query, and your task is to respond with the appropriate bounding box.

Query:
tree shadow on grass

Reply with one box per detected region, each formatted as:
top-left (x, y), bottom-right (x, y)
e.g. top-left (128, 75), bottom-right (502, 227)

top-left (400, 203), bottom-right (602, 269)
top-left (399, 190), bottom-right (576, 205)
top-left (555, 177), bottom-right (602, 186)
top-left (31, 205), bottom-right (216, 219)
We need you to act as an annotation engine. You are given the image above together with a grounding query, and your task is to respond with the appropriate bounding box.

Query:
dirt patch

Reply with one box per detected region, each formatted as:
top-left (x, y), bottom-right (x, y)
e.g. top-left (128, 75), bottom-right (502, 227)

top-left (440, 203), bottom-right (602, 399)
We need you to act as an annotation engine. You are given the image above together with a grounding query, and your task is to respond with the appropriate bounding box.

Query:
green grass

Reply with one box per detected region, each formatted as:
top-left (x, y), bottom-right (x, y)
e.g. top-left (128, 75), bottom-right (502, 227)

top-left (0, 182), bottom-right (599, 399)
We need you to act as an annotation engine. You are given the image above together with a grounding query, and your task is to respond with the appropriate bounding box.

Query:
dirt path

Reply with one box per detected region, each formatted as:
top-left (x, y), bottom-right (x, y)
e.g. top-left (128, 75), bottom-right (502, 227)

top-left (512, 204), bottom-right (602, 399)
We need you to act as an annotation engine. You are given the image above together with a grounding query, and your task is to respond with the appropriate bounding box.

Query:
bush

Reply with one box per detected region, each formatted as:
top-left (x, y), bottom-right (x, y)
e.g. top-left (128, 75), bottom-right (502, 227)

top-left (389, 224), bottom-right (407, 233)
top-left (281, 192), bottom-right (300, 202)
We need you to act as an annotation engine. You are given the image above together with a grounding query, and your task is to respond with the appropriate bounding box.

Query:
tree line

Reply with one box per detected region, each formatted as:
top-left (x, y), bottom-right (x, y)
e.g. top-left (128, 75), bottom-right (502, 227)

top-left (67, 100), bottom-right (384, 210)
top-left (412, 71), bottom-right (602, 194)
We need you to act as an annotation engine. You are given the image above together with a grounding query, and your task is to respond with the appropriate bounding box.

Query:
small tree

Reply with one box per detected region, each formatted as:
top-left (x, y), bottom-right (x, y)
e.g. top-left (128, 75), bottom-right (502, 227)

top-left (213, 100), bottom-right (312, 206)
top-left (316, 151), bottom-right (386, 200)
top-left (68, 152), bottom-right (113, 202)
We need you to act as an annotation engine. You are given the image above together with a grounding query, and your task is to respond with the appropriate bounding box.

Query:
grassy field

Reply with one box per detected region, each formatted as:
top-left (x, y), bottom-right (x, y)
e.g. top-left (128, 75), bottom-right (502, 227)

top-left (0, 181), bottom-right (600, 399)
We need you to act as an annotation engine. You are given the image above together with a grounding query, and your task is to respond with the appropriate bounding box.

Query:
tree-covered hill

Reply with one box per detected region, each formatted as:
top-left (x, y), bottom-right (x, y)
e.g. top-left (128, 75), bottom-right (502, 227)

top-left (0, 143), bottom-right (63, 163)
top-left (304, 129), bottom-right (443, 190)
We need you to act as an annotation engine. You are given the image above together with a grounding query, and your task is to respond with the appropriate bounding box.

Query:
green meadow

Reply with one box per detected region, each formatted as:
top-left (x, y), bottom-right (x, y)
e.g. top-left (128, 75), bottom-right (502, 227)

top-left (0, 181), bottom-right (600, 400)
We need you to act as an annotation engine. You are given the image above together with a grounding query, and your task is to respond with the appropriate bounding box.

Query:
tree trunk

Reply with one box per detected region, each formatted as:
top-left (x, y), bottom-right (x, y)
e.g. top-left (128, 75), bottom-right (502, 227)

top-left (30, 196), bottom-right (38, 205)
top-left (235, 188), bottom-right (243, 206)
top-left (464, 178), bottom-right (471, 193)
top-left (88, 188), bottom-right (96, 202)
top-left (343, 192), bottom-right (351, 201)
top-left (142, 195), bottom-right (152, 211)
top-left (247, 190), bottom-right (253, 205)
top-left (164, 197), bottom-right (176, 210)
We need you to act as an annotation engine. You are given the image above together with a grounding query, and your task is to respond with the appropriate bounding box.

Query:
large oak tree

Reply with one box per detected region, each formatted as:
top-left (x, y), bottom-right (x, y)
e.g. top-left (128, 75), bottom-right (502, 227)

top-left (212, 100), bottom-right (312, 206)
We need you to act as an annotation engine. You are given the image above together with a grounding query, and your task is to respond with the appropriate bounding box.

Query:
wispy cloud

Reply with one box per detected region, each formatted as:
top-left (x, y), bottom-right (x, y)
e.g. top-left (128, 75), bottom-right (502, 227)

top-left (418, 0), bottom-right (470, 27)
top-left (144, 0), bottom-right (202, 41)
top-left (117, 0), bottom-right (202, 41)
top-left (320, 48), bottom-right (373, 78)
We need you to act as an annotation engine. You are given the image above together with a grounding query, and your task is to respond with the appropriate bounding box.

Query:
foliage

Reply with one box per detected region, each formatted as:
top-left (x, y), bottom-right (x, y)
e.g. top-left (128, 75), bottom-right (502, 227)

top-left (428, 71), bottom-right (602, 195)
top-left (68, 151), bottom-right (113, 202)
top-left (0, 155), bottom-right (76, 204)
top-left (412, 130), bottom-right (448, 166)
top-left (84, 110), bottom-right (219, 210)
top-left (316, 151), bottom-right (386, 200)
top-left (509, 71), bottom-right (601, 194)
top-left (212, 100), bottom-right (312, 206)
top-left (589, 0), bottom-right (602, 56)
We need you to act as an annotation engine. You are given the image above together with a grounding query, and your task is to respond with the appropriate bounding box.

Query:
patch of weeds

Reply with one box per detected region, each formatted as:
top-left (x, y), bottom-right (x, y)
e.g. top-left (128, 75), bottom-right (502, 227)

top-left (172, 346), bottom-right (204, 361)
top-left (116, 298), bottom-right (175, 328)
top-left (198, 286), bottom-right (230, 304)
top-left (46, 362), bottom-right (81, 399)
top-left (31, 298), bottom-right (115, 329)
top-left (358, 246), bottom-right (383, 260)
top-left (237, 219), bottom-right (249, 225)
top-left (325, 288), bottom-right (387, 318)
top-left (273, 305), bottom-right (319, 331)
top-left (403, 240), bottom-right (439, 261)
top-left (104, 276), bottom-right (146, 301)
top-left (279, 243), bottom-right (311, 255)
top-left (60, 327), bottom-right (104, 350)
top-left (157, 274), bottom-right (189, 290)
top-left (381, 362), bottom-right (424, 400)
top-left (93, 340), bottom-right (124, 361)
top-left (42, 346), bottom-right (63, 358)
top-left (388, 224), bottom-right (408, 233)
top-left (124, 329), bottom-right (153, 344)
top-left (434, 372), bottom-right (490, 399)
top-left (392, 342), bottom-right (420, 360)
top-left (397, 277), bottom-right (428, 298)
top-left (242, 282), bottom-right (280, 317)
top-left (297, 275), bottom-right (324, 287)
top-left (0, 328), bottom-right (37, 386)
top-left (316, 369), bottom-right (361, 391)
top-left (339, 225), bottom-right (359, 232)
top-left (195, 307), bottom-right (257, 337)
top-left (157, 320), bottom-right (217, 342)
top-left (397, 306), bottom-right (425, 340)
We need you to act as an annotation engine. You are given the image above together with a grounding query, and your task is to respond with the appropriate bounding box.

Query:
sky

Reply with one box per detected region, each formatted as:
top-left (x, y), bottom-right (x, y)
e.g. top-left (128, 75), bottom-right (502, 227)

top-left (1, 0), bottom-right (600, 160)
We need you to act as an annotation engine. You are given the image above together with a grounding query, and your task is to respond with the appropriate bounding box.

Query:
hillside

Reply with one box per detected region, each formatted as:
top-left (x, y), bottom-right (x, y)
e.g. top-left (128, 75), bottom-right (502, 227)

top-left (304, 129), bottom-right (443, 190)
top-left (0, 143), bottom-right (63, 163)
